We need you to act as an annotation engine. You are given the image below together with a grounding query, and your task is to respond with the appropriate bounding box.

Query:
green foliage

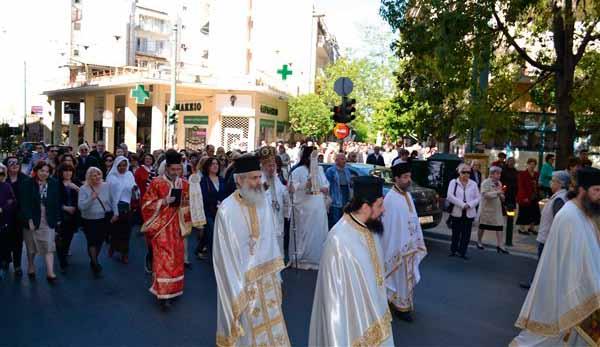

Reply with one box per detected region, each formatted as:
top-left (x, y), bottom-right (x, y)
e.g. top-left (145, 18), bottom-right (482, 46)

top-left (288, 94), bottom-right (332, 141)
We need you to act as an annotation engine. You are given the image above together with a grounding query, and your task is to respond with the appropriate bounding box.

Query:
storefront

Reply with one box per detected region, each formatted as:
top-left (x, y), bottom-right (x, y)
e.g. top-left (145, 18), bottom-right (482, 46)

top-left (45, 82), bottom-right (290, 153)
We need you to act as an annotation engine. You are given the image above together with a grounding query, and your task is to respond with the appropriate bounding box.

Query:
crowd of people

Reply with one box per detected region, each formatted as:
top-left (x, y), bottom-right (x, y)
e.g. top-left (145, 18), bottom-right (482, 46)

top-left (0, 138), bottom-right (598, 346)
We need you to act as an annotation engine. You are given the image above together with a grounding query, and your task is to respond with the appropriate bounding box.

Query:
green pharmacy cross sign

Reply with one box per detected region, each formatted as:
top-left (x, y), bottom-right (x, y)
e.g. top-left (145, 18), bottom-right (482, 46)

top-left (131, 84), bottom-right (150, 104)
top-left (277, 64), bottom-right (293, 80)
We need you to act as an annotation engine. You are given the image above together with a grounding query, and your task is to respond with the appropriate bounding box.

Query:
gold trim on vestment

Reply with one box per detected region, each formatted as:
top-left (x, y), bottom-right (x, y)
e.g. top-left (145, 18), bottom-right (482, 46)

top-left (393, 185), bottom-right (414, 213)
top-left (515, 292), bottom-right (600, 336)
top-left (352, 311), bottom-right (392, 347)
top-left (235, 190), bottom-right (260, 255)
top-left (245, 258), bottom-right (285, 284)
top-left (346, 214), bottom-right (384, 287)
top-left (140, 198), bottom-right (163, 233)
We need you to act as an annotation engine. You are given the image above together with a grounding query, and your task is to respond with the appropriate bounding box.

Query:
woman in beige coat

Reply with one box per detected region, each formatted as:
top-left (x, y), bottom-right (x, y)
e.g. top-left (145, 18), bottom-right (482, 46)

top-left (477, 166), bottom-right (509, 254)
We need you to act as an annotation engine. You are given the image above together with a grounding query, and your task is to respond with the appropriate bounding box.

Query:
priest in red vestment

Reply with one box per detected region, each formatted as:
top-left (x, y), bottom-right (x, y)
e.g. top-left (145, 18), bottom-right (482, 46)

top-left (141, 149), bottom-right (192, 309)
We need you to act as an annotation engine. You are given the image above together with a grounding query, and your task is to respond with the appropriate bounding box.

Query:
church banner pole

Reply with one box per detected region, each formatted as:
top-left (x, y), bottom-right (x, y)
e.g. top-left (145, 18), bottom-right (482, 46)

top-left (289, 189), bottom-right (299, 273)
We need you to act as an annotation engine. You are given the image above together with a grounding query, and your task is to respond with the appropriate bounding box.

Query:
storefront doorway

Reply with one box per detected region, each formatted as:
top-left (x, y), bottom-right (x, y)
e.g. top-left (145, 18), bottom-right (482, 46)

top-left (221, 116), bottom-right (249, 152)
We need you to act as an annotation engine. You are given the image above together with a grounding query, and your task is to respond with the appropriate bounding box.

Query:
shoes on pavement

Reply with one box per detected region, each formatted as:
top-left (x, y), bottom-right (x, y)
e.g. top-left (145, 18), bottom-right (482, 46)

top-left (496, 247), bottom-right (510, 254)
top-left (196, 251), bottom-right (209, 260)
top-left (395, 310), bottom-right (414, 322)
top-left (121, 255), bottom-right (129, 264)
top-left (46, 275), bottom-right (58, 284)
top-left (519, 282), bottom-right (531, 290)
top-left (460, 254), bottom-right (470, 260)
top-left (529, 229), bottom-right (538, 235)
top-left (159, 299), bottom-right (172, 311)
top-left (27, 270), bottom-right (36, 279)
top-left (476, 244), bottom-right (485, 250)
top-left (90, 262), bottom-right (103, 275)
top-left (14, 267), bottom-right (23, 277)
top-left (518, 229), bottom-right (530, 235)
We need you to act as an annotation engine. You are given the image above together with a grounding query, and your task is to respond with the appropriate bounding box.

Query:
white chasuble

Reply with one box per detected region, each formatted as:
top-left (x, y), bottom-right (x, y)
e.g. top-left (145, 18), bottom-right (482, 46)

top-left (213, 190), bottom-right (290, 347)
top-left (262, 173), bottom-right (290, 255)
top-left (380, 186), bottom-right (427, 312)
top-left (511, 201), bottom-right (600, 347)
top-left (290, 165), bottom-right (329, 270)
top-left (309, 214), bottom-right (394, 347)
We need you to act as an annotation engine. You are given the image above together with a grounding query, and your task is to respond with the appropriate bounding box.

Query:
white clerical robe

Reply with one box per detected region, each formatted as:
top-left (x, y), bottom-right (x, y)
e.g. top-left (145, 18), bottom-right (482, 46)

top-left (511, 201), bottom-right (600, 347)
top-left (213, 190), bottom-right (290, 347)
top-left (262, 173), bottom-right (290, 255)
top-left (380, 186), bottom-right (427, 312)
top-left (309, 214), bottom-right (394, 347)
top-left (290, 165), bottom-right (329, 270)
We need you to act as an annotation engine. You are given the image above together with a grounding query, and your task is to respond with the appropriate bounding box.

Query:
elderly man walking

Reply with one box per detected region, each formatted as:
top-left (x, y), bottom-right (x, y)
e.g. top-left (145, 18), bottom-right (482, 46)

top-left (325, 153), bottom-right (352, 228)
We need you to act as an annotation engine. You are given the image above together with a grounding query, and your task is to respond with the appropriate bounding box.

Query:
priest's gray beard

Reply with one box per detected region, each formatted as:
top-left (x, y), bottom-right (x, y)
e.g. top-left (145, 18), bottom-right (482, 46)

top-left (240, 184), bottom-right (265, 208)
top-left (582, 193), bottom-right (600, 218)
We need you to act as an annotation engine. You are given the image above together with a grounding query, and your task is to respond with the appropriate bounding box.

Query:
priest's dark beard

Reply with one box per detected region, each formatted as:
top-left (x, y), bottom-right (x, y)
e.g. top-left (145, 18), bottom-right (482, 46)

top-left (582, 194), bottom-right (600, 218)
top-left (366, 217), bottom-right (384, 234)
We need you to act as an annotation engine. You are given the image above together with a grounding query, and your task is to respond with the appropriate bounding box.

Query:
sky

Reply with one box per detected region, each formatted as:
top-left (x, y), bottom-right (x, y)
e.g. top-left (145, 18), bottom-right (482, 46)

top-left (315, 0), bottom-right (395, 57)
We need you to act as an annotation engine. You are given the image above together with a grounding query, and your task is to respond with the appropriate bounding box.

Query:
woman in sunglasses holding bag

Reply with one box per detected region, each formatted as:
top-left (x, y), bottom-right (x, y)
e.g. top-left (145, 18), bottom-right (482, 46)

top-left (78, 167), bottom-right (112, 275)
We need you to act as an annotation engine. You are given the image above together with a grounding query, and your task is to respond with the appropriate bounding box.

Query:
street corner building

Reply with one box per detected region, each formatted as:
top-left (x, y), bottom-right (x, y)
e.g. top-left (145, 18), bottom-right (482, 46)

top-left (40, 0), bottom-right (340, 151)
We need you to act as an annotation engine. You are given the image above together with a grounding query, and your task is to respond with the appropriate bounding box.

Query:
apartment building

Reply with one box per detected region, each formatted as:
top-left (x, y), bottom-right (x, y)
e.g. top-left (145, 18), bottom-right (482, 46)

top-left (45, 0), bottom-right (339, 152)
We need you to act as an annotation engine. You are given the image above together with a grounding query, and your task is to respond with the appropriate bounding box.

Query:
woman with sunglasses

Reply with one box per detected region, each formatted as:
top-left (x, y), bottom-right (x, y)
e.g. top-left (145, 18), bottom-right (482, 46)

top-left (446, 163), bottom-right (480, 260)
top-left (0, 164), bottom-right (17, 280)
top-left (2, 156), bottom-right (29, 276)
top-left (102, 153), bottom-right (115, 179)
top-left (56, 163), bottom-right (80, 272)
top-left (21, 161), bottom-right (61, 282)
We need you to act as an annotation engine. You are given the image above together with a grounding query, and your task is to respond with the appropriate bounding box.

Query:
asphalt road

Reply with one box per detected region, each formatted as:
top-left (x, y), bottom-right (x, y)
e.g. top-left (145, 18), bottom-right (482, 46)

top-left (0, 230), bottom-right (536, 347)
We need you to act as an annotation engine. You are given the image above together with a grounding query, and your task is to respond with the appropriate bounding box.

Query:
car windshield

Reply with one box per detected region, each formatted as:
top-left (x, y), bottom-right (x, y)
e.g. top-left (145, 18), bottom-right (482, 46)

top-left (370, 167), bottom-right (394, 184)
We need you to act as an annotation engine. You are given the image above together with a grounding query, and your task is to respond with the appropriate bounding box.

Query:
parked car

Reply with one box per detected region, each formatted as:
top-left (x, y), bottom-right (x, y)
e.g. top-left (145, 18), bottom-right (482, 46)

top-left (319, 163), bottom-right (443, 229)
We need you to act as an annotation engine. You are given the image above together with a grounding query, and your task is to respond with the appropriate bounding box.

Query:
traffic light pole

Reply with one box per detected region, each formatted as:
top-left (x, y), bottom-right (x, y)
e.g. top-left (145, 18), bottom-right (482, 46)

top-left (166, 21), bottom-right (178, 148)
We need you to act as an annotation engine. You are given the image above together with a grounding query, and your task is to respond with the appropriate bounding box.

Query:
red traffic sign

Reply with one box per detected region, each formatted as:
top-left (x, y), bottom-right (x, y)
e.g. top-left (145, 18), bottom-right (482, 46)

top-left (333, 123), bottom-right (350, 139)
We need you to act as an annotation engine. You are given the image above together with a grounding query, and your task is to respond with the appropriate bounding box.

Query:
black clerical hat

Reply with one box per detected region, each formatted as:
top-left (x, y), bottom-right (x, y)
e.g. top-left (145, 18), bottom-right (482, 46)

top-left (577, 167), bottom-right (600, 189)
top-left (165, 149), bottom-right (182, 165)
top-left (235, 154), bottom-right (261, 174)
top-left (391, 162), bottom-right (411, 177)
top-left (352, 176), bottom-right (384, 203)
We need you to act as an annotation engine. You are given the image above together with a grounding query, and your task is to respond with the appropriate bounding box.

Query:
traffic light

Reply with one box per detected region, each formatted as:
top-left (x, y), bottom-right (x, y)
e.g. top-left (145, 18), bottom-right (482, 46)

top-left (331, 105), bottom-right (344, 123)
top-left (344, 98), bottom-right (356, 122)
top-left (168, 108), bottom-right (178, 125)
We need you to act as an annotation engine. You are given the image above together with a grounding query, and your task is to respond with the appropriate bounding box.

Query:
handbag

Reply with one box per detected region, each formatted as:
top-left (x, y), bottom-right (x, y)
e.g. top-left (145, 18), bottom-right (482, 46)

top-left (445, 180), bottom-right (459, 228)
top-left (91, 186), bottom-right (113, 221)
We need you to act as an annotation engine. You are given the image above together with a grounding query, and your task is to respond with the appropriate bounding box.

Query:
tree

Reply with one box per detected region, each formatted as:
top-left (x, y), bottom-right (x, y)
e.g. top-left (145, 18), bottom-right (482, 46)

top-left (381, 0), bottom-right (600, 167)
top-left (288, 94), bottom-right (332, 141)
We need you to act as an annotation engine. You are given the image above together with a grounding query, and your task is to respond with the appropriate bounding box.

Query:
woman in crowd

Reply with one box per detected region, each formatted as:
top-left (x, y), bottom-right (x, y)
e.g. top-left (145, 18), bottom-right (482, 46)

top-left (536, 170), bottom-right (570, 256)
top-left (216, 147), bottom-right (228, 177)
top-left (129, 154), bottom-right (140, 173)
top-left (500, 157), bottom-right (519, 211)
top-left (470, 160), bottom-right (483, 189)
top-left (134, 153), bottom-right (157, 199)
top-left (566, 157), bottom-right (581, 190)
top-left (102, 153), bottom-right (115, 179)
top-left (21, 161), bottom-right (61, 282)
top-left (3, 156), bottom-right (28, 276)
top-left (0, 164), bottom-right (17, 279)
top-left (106, 156), bottom-right (137, 264)
top-left (477, 166), bottom-right (509, 253)
top-left (447, 163), bottom-right (480, 260)
top-left (78, 167), bottom-right (112, 275)
top-left (60, 153), bottom-right (77, 168)
top-left (516, 158), bottom-right (541, 235)
top-left (55, 163), bottom-right (80, 272)
top-left (196, 157), bottom-right (225, 259)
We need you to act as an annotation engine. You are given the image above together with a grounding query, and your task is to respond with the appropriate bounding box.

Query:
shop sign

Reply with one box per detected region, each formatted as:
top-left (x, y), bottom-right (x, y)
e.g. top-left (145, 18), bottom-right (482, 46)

top-left (164, 101), bottom-right (203, 112)
top-left (184, 115), bottom-right (209, 125)
top-left (259, 104), bottom-right (278, 116)
top-left (260, 119), bottom-right (275, 128)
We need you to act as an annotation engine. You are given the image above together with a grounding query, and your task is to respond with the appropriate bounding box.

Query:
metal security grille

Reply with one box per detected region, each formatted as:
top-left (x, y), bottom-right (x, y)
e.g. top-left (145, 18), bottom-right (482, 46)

top-left (220, 117), bottom-right (249, 152)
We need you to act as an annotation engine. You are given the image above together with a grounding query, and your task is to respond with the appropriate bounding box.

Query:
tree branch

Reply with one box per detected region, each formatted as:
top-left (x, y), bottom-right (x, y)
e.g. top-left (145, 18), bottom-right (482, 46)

top-left (492, 10), bottom-right (560, 72)
top-left (574, 20), bottom-right (600, 64)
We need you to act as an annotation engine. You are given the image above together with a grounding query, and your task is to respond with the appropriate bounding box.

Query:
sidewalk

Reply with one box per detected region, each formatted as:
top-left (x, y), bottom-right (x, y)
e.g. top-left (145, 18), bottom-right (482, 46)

top-left (424, 212), bottom-right (539, 256)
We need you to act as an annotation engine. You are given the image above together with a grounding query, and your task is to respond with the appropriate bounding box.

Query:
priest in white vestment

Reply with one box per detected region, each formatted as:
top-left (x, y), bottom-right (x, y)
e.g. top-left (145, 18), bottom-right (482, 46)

top-left (381, 162), bottom-right (427, 322)
top-left (259, 146), bottom-right (290, 256)
top-left (309, 176), bottom-right (394, 347)
top-left (289, 146), bottom-right (329, 270)
top-left (212, 154), bottom-right (290, 347)
top-left (511, 167), bottom-right (600, 347)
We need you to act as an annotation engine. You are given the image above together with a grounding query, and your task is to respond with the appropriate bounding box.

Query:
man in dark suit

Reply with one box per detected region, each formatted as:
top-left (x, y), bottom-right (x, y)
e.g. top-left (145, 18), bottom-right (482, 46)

top-left (75, 144), bottom-right (100, 182)
top-left (366, 146), bottom-right (386, 166)
top-left (89, 140), bottom-right (107, 162)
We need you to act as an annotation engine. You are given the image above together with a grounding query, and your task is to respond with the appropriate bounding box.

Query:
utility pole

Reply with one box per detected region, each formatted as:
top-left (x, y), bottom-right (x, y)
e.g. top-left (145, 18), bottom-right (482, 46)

top-left (166, 19), bottom-right (179, 148)
top-left (22, 61), bottom-right (27, 138)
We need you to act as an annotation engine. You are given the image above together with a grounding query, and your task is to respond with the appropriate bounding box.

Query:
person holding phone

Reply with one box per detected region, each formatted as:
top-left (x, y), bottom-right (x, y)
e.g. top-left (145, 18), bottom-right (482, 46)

top-left (141, 150), bottom-right (192, 310)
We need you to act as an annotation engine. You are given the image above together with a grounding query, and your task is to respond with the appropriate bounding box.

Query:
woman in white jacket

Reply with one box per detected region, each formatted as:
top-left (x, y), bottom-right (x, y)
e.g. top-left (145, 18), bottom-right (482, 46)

top-left (447, 163), bottom-right (480, 259)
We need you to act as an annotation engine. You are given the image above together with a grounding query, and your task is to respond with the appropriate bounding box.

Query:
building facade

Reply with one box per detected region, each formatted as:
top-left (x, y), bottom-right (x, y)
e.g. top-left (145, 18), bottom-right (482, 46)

top-left (44, 0), bottom-right (339, 152)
